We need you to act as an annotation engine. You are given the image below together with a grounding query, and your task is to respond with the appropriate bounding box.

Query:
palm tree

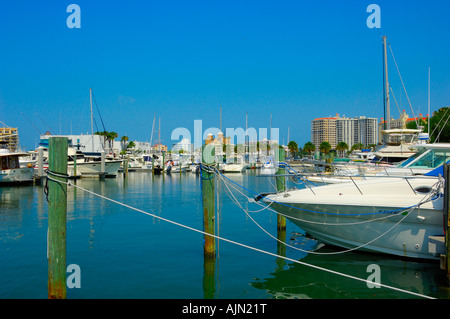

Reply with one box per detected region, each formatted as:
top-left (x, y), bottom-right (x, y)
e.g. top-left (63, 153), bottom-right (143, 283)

top-left (127, 140), bottom-right (136, 149)
top-left (106, 131), bottom-right (118, 152)
top-left (319, 141), bottom-right (331, 155)
top-left (303, 141), bottom-right (315, 155)
top-left (120, 136), bottom-right (129, 152)
top-left (287, 141), bottom-right (298, 157)
top-left (336, 141), bottom-right (349, 158)
top-left (94, 131), bottom-right (108, 149)
top-left (351, 143), bottom-right (364, 152)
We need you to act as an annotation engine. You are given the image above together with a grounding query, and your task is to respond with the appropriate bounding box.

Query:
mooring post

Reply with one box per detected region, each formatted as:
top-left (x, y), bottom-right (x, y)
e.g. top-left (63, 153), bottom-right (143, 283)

top-left (37, 146), bottom-right (44, 184)
top-left (444, 163), bottom-right (450, 278)
top-left (276, 147), bottom-right (286, 230)
top-left (202, 144), bottom-right (216, 257)
top-left (73, 153), bottom-right (77, 178)
top-left (162, 152), bottom-right (165, 173)
top-left (100, 150), bottom-right (106, 180)
top-left (47, 136), bottom-right (68, 299)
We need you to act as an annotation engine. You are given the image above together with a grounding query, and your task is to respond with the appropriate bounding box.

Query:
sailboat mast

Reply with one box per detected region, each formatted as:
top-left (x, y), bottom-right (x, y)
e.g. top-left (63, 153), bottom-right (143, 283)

top-left (428, 67), bottom-right (431, 134)
top-left (150, 113), bottom-right (156, 146)
top-left (382, 36), bottom-right (390, 131)
top-left (90, 88), bottom-right (94, 152)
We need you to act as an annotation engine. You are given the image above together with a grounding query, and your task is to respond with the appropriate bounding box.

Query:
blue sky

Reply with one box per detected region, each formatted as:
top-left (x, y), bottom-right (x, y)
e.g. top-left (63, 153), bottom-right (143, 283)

top-left (1, 0), bottom-right (449, 150)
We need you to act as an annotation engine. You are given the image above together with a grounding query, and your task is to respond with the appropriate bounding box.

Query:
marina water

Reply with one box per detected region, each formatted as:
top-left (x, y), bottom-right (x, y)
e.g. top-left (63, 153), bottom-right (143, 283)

top-left (1, 171), bottom-right (449, 299)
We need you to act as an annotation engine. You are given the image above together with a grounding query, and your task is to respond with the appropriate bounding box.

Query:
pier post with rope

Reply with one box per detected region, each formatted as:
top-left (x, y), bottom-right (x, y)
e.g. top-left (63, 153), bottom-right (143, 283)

top-left (47, 136), bottom-right (68, 299)
top-left (201, 144), bottom-right (216, 298)
top-left (276, 147), bottom-right (286, 230)
top-left (201, 144), bottom-right (216, 257)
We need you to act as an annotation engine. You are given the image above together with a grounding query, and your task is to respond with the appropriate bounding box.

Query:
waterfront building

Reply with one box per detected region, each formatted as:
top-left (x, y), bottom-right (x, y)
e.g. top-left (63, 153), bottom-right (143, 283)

top-left (39, 133), bottom-right (160, 155)
top-left (312, 114), bottom-right (378, 150)
top-left (0, 127), bottom-right (19, 152)
top-left (378, 110), bottom-right (427, 142)
top-left (311, 115), bottom-right (338, 150)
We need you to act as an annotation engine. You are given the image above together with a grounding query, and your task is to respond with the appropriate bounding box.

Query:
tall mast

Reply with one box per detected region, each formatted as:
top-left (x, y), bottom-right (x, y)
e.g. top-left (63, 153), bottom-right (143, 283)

top-left (428, 67), bottom-right (431, 134)
top-left (382, 36), bottom-right (390, 131)
top-left (90, 88), bottom-right (94, 152)
top-left (220, 106), bottom-right (222, 133)
top-left (150, 112), bottom-right (156, 146)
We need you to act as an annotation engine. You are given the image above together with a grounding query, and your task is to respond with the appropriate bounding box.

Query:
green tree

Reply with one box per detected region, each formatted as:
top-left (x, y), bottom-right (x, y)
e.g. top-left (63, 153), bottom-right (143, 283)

top-left (351, 143), bottom-right (364, 151)
top-left (429, 107), bottom-right (450, 143)
top-left (336, 141), bottom-right (349, 157)
top-left (107, 131), bottom-right (118, 151)
top-left (120, 135), bottom-right (129, 151)
top-left (127, 140), bottom-right (136, 149)
top-left (95, 131), bottom-right (108, 149)
top-left (303, 141), bottom-right (315, 155)
top-left (287, 141), bottom-right (298, 157)
top-left (319, 141), bottom-right (331, 155)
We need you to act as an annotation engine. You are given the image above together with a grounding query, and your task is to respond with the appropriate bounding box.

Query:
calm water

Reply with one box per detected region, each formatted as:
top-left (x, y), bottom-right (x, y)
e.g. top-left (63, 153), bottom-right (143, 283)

top-left (1, 170), bottom-right (449, 299)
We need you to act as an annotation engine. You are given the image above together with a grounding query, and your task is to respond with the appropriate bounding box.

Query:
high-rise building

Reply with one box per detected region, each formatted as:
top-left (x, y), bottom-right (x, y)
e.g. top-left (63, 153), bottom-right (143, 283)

top-left (0, 127), bottom-right (19, 152)
top-left (312, 114), bottom-right (378, 150)
top-left (311, 114), bottom-right (339, 150)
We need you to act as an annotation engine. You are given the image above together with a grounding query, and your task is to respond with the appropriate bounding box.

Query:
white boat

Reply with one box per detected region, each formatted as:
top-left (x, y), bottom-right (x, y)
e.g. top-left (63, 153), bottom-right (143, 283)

top-left (0, 147), bottom-right (34, 184)
top-left (304, 143), bottom-right (450, 184)
top-left (220, 155), bottom-right (249, 173)
top-left (220, 162), bottom-right (249, 173)
top-left (69, 155), bottom-right (122, 177)
top-left (259, 169), bottom-right (444, 260)
top-left (260, 157), bottom-right (277, 175)
top-left (373, 129), bottom-right (421, 163)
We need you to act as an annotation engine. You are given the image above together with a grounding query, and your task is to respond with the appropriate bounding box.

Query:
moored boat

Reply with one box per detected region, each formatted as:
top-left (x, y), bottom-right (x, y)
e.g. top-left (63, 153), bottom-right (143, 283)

top-left (258, 167), bottom-right (445, 260)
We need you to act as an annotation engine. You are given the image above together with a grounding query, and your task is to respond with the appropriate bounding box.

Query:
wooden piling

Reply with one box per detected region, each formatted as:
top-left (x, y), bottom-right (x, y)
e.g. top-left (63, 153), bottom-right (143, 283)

top-left (100, 150), bottom-right (106, 179)
top-left (202, 144), bottom-right (216, 258)
top-left (47, 137), bottom-right (68, 299)
top-left (276, 147), bottom-right (286, 230)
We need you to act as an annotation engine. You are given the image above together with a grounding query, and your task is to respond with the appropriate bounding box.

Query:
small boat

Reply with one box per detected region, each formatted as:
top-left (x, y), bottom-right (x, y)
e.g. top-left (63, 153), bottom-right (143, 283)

top-left (258, 167), bottom-right (444, 260)
top-left (0, 142), bottom-right (34, 184)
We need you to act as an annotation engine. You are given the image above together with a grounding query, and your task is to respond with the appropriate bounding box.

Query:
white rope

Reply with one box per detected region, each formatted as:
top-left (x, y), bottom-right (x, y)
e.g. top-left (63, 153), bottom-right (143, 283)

top-left (45, 175), bottom-right (436, 299)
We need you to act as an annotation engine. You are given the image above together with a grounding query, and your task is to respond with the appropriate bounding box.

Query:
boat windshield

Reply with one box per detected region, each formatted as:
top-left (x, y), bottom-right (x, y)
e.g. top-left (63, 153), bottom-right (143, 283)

top-left (397, 147), bottom-right (427, 167)
top-left (405, 149), bottom-right (450, 169)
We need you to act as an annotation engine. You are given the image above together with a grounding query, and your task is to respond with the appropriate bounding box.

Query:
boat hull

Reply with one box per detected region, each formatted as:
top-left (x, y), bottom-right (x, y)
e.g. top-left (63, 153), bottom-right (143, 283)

top-left (69, 160), bottom-right (121, 177)
top-left (264, 177), bottom-right (444, 260)
top-left (0, 167), bottom-right (34, 183)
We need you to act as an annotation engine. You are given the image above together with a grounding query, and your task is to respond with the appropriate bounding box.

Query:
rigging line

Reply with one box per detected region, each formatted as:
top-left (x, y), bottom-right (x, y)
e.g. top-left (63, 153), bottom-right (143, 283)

top-left (91, 91), bottom-right (107, 133)
top-left (388, 43), bottom-right (418, 127)
top-left (430, 107), bottom-right (449, 137)
top-left (389, 86), bottom-right (403, 118)
top-left (20, 112), bottom-right (43, 135)
top-left (49, 177), bottom-right (434, 299)
top-left (435, 111), bottom-right (450, 142)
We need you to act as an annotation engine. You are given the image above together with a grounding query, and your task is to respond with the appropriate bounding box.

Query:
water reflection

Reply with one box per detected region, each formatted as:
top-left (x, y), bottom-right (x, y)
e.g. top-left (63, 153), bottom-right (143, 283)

top-left (252, 242), bottom-right (450, 299)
